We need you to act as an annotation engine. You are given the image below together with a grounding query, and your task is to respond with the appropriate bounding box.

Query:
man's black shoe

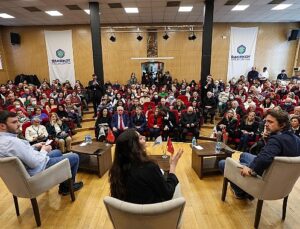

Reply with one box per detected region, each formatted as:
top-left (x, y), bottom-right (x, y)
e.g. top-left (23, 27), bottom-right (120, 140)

top-left (230, 186), bottom-right (246, 200)
top-left (59, 181), bottom-right (83, 196)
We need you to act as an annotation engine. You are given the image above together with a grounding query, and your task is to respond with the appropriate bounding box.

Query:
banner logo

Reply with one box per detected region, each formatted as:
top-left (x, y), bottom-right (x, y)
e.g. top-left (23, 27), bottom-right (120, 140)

top-left (56, 49), bottom-right (65, 58)
top-left (237, 45), bottom-right (246, 54)
top-left (51, 48), bottom-right (70, 65)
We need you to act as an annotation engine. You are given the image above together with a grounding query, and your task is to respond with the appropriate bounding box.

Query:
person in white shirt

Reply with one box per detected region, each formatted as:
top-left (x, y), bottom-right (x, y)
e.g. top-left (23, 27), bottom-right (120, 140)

top-left (0, 110), bottom-right (83, 195)
top-left (259, 67), bottom-right (269, 82)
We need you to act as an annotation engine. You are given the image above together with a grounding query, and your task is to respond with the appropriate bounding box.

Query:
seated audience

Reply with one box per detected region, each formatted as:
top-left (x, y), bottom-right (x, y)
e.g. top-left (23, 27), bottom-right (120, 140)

top-left (161, 107), bottom-right (178, 141)
top-left (202, 91), bottom-right (217, 124)
top-left (131, 106), bottom-right (147, 134)
top-left (46, 113), bottom-right (72, 153)
top-left (95, 108), bottom-right (112, 141)
top-left (216, 110), bottom-right (238, 144)
top-left (290, 116), bottom-right (300, 138)
top-left (109, 129), bottom-right (183, 204)
top-left (237, 111), bottom-right (259, 152)
top-left (111, 106), bottom-right (130, 138)
top-left (25, 116), bottom-right (48, 144)
top-left (148, 107), bottom-right (162, 140)
top-left (180, 106), bottom-right (199, 141)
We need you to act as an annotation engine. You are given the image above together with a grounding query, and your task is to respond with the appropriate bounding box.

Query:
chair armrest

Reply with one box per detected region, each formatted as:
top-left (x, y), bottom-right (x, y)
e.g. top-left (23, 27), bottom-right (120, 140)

top-left (224, 158), bottom-right (265, 198)
top-left (27, 159), bottom-right (72, 198)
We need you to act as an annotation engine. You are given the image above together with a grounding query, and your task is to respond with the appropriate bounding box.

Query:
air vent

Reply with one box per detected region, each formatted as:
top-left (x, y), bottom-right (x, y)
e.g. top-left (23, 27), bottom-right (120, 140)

top-left (23, 7), bottom-right (41, 12)
top-left (108, 3), bottom-right (123, 8)
top-left (65, 5), bottom-right (82, 10)
top-left (268, 0), bottom-right (286, 4)
top-left (225, 0), bottom-right (242, 5)
top-left (167, 1), bottom-right (181, 7)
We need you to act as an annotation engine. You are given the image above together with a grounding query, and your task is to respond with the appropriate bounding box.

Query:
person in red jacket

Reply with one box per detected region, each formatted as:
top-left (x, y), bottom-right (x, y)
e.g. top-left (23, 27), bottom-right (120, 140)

top-left (148, 107), bottom-right (162, 140)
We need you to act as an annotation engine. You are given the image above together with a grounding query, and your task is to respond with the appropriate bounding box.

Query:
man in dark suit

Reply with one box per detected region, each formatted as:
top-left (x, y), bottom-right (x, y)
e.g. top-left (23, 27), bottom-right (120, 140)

top-left (277, 69), bottom-right (288, 80)
top-left (88, 74), bottom-right (103, 117)
top-left (180, 106), bottom-right (199, 141)
top-left (247, 67), bottom-right (259, 84)
top-left (111, 106), bottom-right (130, 137)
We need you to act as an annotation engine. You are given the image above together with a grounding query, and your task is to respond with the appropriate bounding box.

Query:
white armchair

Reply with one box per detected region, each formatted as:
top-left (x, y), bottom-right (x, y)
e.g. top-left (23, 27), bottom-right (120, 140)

top-left (0, 156), bottom-right (75, 227)
top-left (221, 156), bottom-right (300, 228)
top-left (104, 196), bottom-right (186, 229)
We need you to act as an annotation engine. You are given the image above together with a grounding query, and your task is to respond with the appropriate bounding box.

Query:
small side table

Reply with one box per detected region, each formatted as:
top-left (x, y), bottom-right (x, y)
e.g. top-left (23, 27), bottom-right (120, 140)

top-left (71, 142), bottom-right (112, 177)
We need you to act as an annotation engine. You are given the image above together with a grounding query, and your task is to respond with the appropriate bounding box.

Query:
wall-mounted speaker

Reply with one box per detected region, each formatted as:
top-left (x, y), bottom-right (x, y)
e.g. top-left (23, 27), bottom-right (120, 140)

top-left (10, 32), bottom-right (21, 45)
top-left (288, 29), bottom-right (300, 41)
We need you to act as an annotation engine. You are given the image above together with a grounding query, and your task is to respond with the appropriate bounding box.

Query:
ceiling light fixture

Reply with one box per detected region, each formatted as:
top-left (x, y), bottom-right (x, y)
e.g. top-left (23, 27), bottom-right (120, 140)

top-left (109, 34), bottom-right (116, 42)
top-left (271, 4), bottom-right (292, 10)
top-left (178, 6), bottom-right (193, 12)
top-left (45, 11), bottom-right (63, 16)
top-left (124, 8), bottom-right (139, 13)
top-left (84, 9), bottom-right (90, 14)
top-left (188, 32), bottom-right (196, 40)
top-left (137, 34), bottom-right (143, 41)
top-left (163, 32), bottom-right (169, 40)
top-left (231, 5), bottom-right (249, 11)
top-left (0, 13), bottom-right (15, 18)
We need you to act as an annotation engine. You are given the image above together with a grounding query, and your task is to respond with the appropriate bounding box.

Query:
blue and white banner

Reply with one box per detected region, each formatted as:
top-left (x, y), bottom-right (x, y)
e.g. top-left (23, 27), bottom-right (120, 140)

top-left (227, 27), bottom-right (258, 81)
top-left (44, 30), bottom-right (75, 86)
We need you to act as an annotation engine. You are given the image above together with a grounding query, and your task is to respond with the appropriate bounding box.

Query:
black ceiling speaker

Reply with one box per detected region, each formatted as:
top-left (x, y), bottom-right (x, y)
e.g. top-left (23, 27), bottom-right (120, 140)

top-left (109, 35), bottom-right (116, 42)
top-left (288, 29), bottom-right (300, 41)
top-left (163, 33), bottom-right (169, 40)
top-left (188, 32), bottom-right (196, 40)
top-left (137, 34), bottom-right (143, 41)
top-left (10, 32), bottom-right (21, 45)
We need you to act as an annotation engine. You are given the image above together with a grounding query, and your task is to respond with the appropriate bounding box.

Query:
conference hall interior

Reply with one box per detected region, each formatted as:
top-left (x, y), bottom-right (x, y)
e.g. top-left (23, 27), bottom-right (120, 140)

top-left (0, 0), bottom-right (300, 228)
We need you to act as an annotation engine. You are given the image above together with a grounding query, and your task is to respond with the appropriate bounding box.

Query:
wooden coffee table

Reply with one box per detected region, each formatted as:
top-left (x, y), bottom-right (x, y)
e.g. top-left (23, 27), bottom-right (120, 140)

top-left (71, 142), bottom-right (112, 177)
top-left (191, 141), bottom-right (232, 179)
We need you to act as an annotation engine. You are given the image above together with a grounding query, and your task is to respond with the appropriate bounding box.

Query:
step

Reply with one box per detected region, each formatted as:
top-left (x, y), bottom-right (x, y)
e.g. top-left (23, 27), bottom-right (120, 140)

top-left (83, 110), bottom-right (94, 115)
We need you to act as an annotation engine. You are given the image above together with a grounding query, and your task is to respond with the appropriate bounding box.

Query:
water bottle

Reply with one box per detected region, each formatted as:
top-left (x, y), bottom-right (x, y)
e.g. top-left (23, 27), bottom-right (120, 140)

top-left (87, 135), bottom-right (92, 144)
top-left (192, 137), bottom-right (197, 147)
top-left (215, 141), bottom-right (222, 154)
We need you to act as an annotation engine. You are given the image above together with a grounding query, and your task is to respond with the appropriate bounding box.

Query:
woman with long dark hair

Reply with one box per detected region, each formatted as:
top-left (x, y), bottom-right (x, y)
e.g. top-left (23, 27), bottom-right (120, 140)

top-left (109, 129), bottom-right (183, 204)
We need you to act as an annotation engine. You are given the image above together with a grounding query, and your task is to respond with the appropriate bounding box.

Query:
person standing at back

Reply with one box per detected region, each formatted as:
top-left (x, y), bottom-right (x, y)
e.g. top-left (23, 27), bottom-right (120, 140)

top-left (88, 74), bottom-right (103, 118)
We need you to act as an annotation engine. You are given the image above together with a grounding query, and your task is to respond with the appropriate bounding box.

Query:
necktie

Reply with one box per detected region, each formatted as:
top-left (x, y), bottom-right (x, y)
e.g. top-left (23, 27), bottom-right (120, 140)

top-left (119, 115), bottom-right (124, 130)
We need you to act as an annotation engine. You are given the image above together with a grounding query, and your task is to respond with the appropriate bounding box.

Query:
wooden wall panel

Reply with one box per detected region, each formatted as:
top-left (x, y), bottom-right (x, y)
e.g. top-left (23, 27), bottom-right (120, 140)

top-left (211, 23), bottom-right (300, 82)
top-left (0, 23), bottom-right (299, 85)
top-left (0, 29), bottom-right (9, 84)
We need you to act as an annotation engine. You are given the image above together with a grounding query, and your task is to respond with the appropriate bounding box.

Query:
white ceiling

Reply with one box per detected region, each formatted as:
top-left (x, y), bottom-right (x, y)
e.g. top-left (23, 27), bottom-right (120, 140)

top-left (0, 0), bottom-right (299, 26)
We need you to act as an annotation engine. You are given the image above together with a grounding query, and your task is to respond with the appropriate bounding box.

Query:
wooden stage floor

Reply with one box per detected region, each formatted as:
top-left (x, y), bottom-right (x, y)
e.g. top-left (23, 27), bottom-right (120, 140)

top-left (0, 142), bottom-right (300, 229)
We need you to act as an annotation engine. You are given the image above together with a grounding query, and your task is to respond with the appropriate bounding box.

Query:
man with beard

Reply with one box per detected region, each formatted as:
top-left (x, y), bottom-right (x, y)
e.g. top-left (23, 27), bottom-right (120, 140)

top-left (0, 111), bottom-right (83, 195)
top-left (218, 109), bottom-right (300, 199)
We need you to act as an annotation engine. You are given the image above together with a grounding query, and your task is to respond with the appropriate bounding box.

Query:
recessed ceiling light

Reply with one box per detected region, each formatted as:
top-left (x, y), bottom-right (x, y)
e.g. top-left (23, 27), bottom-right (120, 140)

top-left (0, 13), bottom-right (15, 18)
top-left (178, 6), bottom-right (193, 12)
top-left (124, 8), bottom-right (139, 13)
top-left (231, 5), bottom-right (249, 11)
top-left (271, 4), bottom-right (292, 10)
top-left (45, 11), bottom-right (63, 16)
top-left (84, 9), bottom-right (90, 14)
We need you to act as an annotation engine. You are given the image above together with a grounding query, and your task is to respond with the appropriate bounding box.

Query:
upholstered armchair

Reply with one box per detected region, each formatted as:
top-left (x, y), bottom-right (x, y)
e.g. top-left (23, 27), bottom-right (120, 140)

top-left (221, 156), bottom-right (300, 228)
top-left (0, 156), bottom-right (75, 227)
top-left (104, 196), bottom-right (186, 229)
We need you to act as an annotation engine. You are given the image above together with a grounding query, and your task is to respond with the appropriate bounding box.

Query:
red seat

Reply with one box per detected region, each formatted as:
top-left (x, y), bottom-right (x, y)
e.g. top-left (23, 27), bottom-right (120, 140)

top-left (22, 121), bottom-right (32, 137)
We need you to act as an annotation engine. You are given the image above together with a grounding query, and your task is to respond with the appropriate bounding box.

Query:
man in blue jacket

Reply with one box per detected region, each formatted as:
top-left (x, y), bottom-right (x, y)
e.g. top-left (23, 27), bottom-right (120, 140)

top-left (219, 109), bottom-right (300, 199)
